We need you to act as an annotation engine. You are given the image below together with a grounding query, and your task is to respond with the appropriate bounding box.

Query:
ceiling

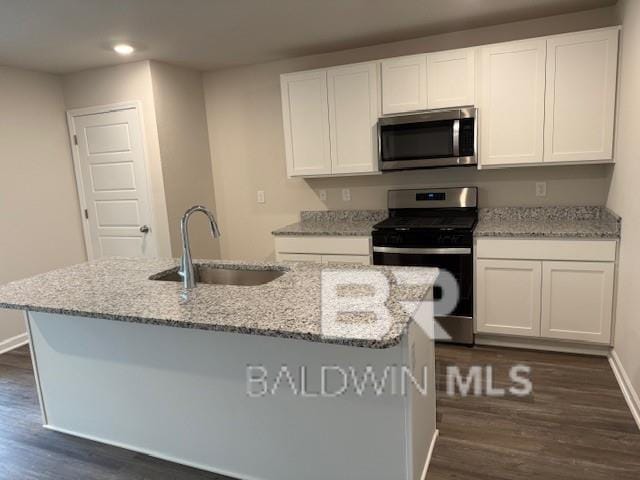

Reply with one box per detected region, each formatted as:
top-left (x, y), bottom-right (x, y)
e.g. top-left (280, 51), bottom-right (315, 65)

top-left (0, 0), bottom-right (617, 74)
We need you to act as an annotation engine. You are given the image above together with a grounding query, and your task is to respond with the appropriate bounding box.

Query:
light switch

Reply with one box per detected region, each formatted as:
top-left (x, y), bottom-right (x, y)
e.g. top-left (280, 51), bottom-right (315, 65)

top-left (318, 189), bottom-right (327, 201)
top-left (342, 188), bottom-right (351, 202)
top-left (257, 190), bottom-right (265, 203)
top-left (535, 182), bottom-right (547, 197)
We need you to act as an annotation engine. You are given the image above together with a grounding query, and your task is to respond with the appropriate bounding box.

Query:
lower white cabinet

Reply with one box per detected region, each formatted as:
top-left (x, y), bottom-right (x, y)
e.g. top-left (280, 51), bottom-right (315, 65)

top-left (541, 261), bottom-right (614, 343)
top-left (275, 236), bottom-right (372, 265)
top-left (476, 259), bottom-right (541, 337)
top-left (475, 239), bottom-right (616, 344)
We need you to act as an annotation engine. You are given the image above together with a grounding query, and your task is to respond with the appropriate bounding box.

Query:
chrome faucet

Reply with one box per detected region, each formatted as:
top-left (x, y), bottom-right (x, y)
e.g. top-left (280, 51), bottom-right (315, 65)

top-left (179, 205), bottom-right (221, 289)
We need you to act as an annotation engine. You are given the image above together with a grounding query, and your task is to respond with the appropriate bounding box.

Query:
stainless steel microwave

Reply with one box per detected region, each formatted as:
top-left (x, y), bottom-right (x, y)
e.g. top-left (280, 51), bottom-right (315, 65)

top-left (378, 107), bottom-right (477, 171)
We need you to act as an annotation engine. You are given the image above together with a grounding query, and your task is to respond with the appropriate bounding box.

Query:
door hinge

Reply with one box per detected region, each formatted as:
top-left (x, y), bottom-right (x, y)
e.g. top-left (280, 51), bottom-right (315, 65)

top-left (84, 209), bottom-right (89, 220)
top-left (73, 134), bottom-right (78, 145)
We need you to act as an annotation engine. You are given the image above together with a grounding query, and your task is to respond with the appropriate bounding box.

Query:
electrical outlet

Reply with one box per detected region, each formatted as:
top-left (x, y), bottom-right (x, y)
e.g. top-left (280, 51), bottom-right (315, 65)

top-left (341, 188), bottom-right (351, 202)
top-left (318, 189), bottom-right (327, 201)
top-left (535, 182), bottom-right (547, 197)
top-left (257, 190), bottom-right (265, 204)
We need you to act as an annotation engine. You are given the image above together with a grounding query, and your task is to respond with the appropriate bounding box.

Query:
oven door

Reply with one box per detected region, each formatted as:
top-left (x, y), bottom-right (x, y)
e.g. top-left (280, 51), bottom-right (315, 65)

top-left (378, 108), bottom-right (476, 171)
top-left (373, 246), bottom-right (474, 344)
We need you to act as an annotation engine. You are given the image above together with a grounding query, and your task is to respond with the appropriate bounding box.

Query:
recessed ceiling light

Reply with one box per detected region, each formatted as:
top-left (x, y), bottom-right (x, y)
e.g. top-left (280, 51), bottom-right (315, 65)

top-left (113, 44), bottom-right (135, 55)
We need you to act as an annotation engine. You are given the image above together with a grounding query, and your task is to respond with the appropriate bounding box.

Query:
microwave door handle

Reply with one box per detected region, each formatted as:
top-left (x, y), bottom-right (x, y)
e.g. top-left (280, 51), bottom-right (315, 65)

top-left (452, 119), bottom-right (460, 158)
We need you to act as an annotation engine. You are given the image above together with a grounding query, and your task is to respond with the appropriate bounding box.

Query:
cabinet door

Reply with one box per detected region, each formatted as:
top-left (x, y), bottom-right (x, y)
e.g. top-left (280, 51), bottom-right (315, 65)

top-left (321, 254), bottom-right (371, 265)
top-left (426, 48), bottom-right (476, 109)
top-left (541, 261), bottom-right (614, 344)
top-left (327, 63), bottom-right (379, 174)
top-left (280, 70), bottom-right (332, 177)
top-left (476, 259), bottom-right (542, 336)
top-left (381, 55), bottom-right (428, 114)
top-left (544, 29), bottom-right (619, 163)
top-left (276, 253), bottom-right (322, 263)
top-left (478, 40), bottom-right (546, 166)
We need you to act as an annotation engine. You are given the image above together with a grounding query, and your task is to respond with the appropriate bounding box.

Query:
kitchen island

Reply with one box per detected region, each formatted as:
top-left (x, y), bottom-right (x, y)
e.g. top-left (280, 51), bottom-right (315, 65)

top-left (0, 258), bottom-right (438, 480)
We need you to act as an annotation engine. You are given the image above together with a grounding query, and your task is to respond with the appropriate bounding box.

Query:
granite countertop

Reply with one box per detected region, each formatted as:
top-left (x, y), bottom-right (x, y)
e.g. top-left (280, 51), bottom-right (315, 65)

top-left (0, 258), bottom-right (437, 349)
top-left (474, 206), bottom-right (621, 239)
top-left (272, 210), bottom-right (387, 236)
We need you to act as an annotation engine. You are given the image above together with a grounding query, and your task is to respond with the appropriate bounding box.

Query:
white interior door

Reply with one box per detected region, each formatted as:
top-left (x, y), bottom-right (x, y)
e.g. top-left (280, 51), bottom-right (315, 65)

top-left (70, 106), bottom-right (156, 259)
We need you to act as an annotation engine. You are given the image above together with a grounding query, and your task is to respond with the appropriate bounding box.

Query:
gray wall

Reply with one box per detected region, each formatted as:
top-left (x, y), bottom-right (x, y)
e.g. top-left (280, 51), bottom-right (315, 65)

top-left (607, 0), bottom-right (640, 412)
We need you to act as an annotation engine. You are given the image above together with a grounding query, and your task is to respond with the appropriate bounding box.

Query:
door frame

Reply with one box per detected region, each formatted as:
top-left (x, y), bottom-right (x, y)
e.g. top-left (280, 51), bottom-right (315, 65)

top-left (66, 101), bottom-right (157, 260)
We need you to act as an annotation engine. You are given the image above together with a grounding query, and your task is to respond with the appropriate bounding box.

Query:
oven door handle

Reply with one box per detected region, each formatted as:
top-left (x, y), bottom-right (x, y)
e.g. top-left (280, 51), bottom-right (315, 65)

top-left (373, 246), bottom-right (471, 255)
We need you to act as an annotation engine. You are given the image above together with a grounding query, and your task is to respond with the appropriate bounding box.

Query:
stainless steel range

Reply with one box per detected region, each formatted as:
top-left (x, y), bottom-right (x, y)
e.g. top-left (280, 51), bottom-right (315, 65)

top-left (372, 187), bottom-right (478, 345)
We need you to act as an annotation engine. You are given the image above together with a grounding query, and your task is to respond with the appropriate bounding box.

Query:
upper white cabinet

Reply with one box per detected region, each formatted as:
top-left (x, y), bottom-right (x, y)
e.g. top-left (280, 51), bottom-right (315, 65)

top-left (327, 63), bottom-right (379, 174)
top-left (381, 55), bottom-right (428, 114)
top-left (280, 70), bottom-right (332, 176)
top-left (281, 62), bottom-right (379, 177)
top-left (426, 48), bottom-right (476, 109)
top-left (544, 29), bottom-right (619, 163)
top-left (479, 27), bottom-right (620, 168)
top-left (478, 39), bottom-right (547, 166)
top-left (281, 27), bottom-right (620, 176)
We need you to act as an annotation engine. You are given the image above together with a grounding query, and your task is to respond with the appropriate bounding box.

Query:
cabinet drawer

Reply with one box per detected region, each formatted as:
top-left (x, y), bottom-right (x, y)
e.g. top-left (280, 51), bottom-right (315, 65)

top-left (276, 253), bottom-right (322, 263)
top-left (321, 254), bottom-right (371, 265)
top-left (476, 238), bottom-right (616, 262)
top-left (275, 236), bottom-right (371, 255)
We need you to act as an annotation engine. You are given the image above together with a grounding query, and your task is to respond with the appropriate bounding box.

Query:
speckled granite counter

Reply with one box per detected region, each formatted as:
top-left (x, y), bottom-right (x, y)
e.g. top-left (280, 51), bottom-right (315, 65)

top-left (475, 206), bottom-right (621, 239)
top-left (272, 210), bottom-right (387, 236)
top-left (0, 258), bottom-right (436, 349)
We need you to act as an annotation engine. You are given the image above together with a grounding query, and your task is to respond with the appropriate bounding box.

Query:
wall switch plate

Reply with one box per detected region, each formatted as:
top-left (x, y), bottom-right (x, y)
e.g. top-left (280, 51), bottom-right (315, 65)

top-left (341, 188), bottom-right (351, 202)
top-left (535, 182), bottom-right (547, 197)
top-left (318, 189), bottom-right (327, 201)
top-left (257, 190), bottom-right (265, 204)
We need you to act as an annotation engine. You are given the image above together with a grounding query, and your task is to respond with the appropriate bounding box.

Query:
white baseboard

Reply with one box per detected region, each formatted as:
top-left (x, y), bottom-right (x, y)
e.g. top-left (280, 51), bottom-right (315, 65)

top-left (475, 334), bottom-right (610, 356)
top-left (420, 429), bottom-right (439, 480)
top-left (609, 350), bottom-right (640, 431)
top-left (0, 332), bottom-right (29, 355)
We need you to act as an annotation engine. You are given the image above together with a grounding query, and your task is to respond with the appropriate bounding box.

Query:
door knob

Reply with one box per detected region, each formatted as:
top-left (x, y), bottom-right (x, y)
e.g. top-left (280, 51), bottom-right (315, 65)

top-left (140, 225), bottom-right (150, 233)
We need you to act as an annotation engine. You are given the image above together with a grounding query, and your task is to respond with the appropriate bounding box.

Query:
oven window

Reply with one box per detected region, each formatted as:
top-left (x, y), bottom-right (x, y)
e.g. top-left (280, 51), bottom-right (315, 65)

top-left (373, 251), bottom-right (473, 317)
top-left (380, 120), bottom-right (453, 162)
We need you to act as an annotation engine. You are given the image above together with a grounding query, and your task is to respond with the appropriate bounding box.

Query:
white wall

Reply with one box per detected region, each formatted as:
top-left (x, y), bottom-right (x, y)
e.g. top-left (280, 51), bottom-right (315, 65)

top-left (149, 61), bottom-right (220, 259)
top-left (203, 7), bottom-right (618, 261)
top-left (0, 67), bottom-right (86, 348)
top-left (608, 0), bottom-right (640, 407)
top-left (62, 61), bottom-right (173, 258)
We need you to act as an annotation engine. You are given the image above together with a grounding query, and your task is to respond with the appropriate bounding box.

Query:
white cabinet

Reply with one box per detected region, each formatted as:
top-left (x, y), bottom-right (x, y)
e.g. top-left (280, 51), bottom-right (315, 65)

top-left (544, 29), bottom-right (619, 163)
top-left (280, 70), bottom-right (332, 176)
top-left (476, 259), bottom-right (542, 337)
top-left (327, 63), bottom-right (379, 174)
top-left (276, 253), bottom-right (323, 263)
top-left (381, 55), bottom-right (428, 114)
top-left (478, 39), bottom-right (546, 166)
top-left (274, 235), bottom-right (371, 265)
top-left (321, 254), bottom-right (371, 265)
top-left (541, 261), bottom-right (614, 343)
top-left (281, 62), bottom-right (379, 177)
top-left (426, 48), bottom-right (476, 109)
top-left (475, 238), bottom-right (617, 345)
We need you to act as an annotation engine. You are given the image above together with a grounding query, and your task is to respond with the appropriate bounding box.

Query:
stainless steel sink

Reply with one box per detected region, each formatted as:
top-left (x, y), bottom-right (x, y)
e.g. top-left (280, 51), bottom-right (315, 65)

top-left (150, 264), bottom-right (287, 287)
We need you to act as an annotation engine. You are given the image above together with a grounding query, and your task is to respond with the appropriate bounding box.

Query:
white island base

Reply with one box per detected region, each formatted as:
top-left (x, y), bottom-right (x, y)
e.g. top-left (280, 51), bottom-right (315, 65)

top-left (26, 312), bottom-right (437, 480)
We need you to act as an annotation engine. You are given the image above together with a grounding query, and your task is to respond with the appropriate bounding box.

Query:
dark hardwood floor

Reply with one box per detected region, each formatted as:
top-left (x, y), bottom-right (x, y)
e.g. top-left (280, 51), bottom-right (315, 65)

top-left (1, 344), bottom-right (639, 479)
